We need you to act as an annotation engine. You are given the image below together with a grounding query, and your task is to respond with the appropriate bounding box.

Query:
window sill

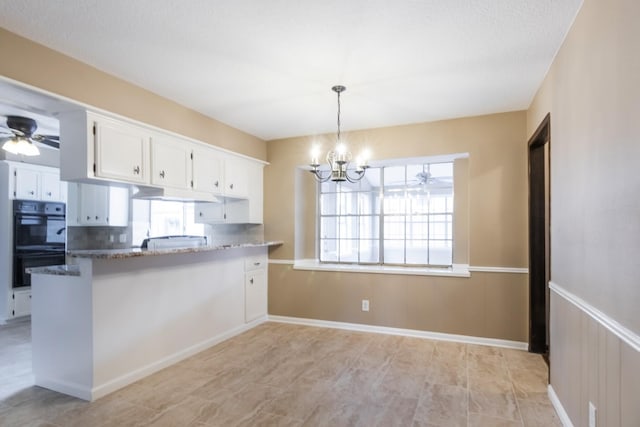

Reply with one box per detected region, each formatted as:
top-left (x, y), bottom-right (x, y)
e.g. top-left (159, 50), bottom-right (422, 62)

top-left (292, 259), bottom-right (470, 278)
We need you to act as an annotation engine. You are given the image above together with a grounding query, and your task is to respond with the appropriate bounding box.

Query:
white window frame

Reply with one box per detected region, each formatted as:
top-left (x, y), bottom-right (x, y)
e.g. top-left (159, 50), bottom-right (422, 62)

top-left (317, 160), bottom-right (454, 268)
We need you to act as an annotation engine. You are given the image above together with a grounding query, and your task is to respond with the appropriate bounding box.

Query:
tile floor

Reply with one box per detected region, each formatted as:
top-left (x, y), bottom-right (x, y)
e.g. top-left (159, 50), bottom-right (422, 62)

top-left (0, 320), bottom-right (562, 426)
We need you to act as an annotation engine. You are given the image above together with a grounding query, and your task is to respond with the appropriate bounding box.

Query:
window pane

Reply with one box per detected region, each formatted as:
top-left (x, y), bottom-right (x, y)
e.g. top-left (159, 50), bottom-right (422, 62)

top-left (384, 215), bottom-right (405, 240)
top-left (384, 166), bottom-right (406, 187)
top-left (358, 239), bottom-right (379, 263)
top-left (406, 215), bottom-right (428, 239)
top-left (406, 240), bottom-right (428, 265)
top-left (383, 194), bottom-right (406, 214)
top-left (338, 216), bottom-right (358, 240)
top-left (359, 215), bottom-right (380, 239)
top-left (320, 180), bottom-right (337, 193)
top-left (321, 216), bottom-right (338, 239)
top-left (430, 162), bottom-right (453, 178)
top-left (384, 239), bottom-right (405, 264)
top-left (429, 240), bottom-right (452, 266)
top-left (339, 239), bottom-right (358, 262)
top-left (320, 192), bottom-right (337, 215)
top-left (320, 239), bottom-right (338, 262)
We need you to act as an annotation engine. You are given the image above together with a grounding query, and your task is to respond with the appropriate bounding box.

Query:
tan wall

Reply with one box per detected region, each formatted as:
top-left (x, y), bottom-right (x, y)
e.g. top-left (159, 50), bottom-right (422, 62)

top-left (265, 111), bottom-right (529, 341)
top-left (527, 0), bottom-right (640, 425)
top-left (266, 111), bottom-right (528, 266)
top-left (0, 28), bottom-right (266, 160)
top-left (269, 266), bottom-right (528, 342)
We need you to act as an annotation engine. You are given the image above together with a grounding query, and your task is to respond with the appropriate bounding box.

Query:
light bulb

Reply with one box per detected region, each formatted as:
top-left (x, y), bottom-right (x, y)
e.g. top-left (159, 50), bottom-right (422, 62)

top-left (310, 145), bottom-right (321, 166)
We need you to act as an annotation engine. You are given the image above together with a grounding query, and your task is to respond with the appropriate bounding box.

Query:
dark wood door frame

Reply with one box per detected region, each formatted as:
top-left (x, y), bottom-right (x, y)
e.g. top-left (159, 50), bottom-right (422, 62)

top-left (528, 113), bottom-right (550, 355)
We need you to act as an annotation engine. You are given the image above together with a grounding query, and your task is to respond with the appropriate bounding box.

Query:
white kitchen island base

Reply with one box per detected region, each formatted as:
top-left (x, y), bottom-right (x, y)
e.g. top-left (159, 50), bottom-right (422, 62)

top-left (30, 245), bottom-right (272, 401)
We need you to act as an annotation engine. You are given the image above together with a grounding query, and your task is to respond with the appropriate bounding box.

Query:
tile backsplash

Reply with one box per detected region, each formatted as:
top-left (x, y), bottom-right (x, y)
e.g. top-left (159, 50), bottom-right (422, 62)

top-left (67, 224), bottom-right (264, 250)
top-left (206, 224), bottom-right (265, 246)
top-left (67, 226), bottom-right (131, 250)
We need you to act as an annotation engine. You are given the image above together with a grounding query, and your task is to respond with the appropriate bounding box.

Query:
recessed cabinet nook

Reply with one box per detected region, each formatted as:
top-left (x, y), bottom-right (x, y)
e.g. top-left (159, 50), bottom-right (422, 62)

top-left (59, 110), bottom-right (265, 222)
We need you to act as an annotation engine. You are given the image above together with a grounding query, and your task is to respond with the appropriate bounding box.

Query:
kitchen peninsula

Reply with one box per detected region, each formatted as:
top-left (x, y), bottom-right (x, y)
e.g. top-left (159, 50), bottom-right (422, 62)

top-left (29, 241), bottom-right (281, 401)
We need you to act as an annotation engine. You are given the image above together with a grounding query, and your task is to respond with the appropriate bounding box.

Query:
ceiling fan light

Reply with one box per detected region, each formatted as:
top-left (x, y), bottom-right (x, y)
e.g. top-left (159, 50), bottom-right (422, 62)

top-left (2, 137), bottom-right (40, 156)
top-left (2, 138), bottom-right (21, 155)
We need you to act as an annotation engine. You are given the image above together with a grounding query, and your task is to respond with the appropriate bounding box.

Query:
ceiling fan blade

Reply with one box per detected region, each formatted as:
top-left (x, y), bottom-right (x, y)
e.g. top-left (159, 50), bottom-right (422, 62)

top-left (36, 137), bottom-right (60, 149)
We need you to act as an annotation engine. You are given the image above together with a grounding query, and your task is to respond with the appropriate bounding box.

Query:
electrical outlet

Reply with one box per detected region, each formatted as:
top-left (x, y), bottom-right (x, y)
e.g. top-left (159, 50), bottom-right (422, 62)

top-left (589, 401), bottom-right (597, 427)
top-left (361, 299), bottom-right (369, 312)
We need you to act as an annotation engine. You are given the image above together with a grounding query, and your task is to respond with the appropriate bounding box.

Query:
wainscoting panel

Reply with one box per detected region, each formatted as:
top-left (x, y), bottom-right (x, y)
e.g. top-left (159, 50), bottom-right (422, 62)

top-left (549, 283), bottom-right (640, 427)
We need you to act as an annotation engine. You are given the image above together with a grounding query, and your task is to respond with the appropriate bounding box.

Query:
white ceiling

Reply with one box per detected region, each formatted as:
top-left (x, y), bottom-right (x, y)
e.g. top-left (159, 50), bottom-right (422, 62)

top-left (0, 0), bottom-right (582, 141)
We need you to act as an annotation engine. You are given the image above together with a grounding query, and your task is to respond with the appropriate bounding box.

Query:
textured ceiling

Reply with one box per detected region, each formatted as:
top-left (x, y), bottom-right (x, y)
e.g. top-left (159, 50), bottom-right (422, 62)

top-left (0, 0), bottom-right (582, 140)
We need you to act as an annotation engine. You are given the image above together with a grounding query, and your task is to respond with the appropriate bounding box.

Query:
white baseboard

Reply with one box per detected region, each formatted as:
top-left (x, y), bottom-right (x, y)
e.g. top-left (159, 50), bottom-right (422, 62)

top-left (548, 385), bottom-right (574, 427)
top-left (36, 317), bottom-right (268, 401)
top-left (35, 377), bottom-right (93, 401)
top-left (268, 315), bottom-right (528, 350)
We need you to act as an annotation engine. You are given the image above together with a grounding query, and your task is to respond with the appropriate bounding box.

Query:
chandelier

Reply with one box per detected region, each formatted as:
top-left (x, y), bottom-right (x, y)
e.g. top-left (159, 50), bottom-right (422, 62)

top-left (309, 85), bottom-right (369, 183)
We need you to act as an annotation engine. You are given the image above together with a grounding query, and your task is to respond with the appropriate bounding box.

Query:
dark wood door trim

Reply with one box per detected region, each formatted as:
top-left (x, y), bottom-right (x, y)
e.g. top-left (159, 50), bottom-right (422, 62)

top-left (528, 113), bottom-right (550, 355)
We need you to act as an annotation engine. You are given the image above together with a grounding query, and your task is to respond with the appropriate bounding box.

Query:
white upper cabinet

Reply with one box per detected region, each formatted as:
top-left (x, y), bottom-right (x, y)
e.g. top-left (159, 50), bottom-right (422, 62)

top-left (6, 161), bottom-right (66, 202)
top-left (14, 167), bottom-right (39, 199)
top-left (192, 145), bottom-right (223, 195)
top-left (40, 171), bottom-right (62, 201)
top-left (94, 116), bottom-right (150, 184)
top-left (67, 183), bottom-right (129, 227)
top-left (59, 109), bottom-right (265, 211)
top-left (223, 156), bottom-right (249, 198)
top-left (60, 110), bottom-right (150, 186)
top-left (150, 134), bottom-right (192, 190)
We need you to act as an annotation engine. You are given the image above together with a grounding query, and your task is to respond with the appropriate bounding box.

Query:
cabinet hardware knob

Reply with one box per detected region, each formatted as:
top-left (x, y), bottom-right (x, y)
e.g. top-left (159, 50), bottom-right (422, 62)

top-left (214, 181), bottom-right (219, 187)
top-left (229, 183), bottom-right (234, 190)
top-left (47, 192), bottom-right (52, 196)
top-left (96, 216), bottom-right (99, 220)
top-left (133, 166), bottom-right (140, 174)
top-left (87, 216), bottom-right (91, 220)
top-left (29, 191), bottom-right (35, 195)
top-left (254, 262), bottom-right (260, 266)
top-left (160, 170), bottom-right (165, 178)
top-left (199, 212), bottom-right (203, 216)
top-left (250, 278), bottom-right (254, 284)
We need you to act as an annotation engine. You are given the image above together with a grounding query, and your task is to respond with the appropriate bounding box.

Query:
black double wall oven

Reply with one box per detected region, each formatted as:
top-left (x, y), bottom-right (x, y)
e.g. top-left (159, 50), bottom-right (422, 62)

top-left (13, 200), bottom-right (66, 288)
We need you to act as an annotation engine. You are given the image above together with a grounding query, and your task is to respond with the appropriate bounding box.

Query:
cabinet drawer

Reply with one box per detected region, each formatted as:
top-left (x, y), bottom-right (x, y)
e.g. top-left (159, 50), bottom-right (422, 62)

top-left (244, 254), bottom-right (267, 271)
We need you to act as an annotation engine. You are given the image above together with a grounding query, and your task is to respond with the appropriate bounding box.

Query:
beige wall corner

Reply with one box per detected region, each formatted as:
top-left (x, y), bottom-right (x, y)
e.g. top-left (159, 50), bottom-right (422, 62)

top-left (528, 0), bottom-right (640, 425)
top-left (0, 28), bottom-right (266, 160)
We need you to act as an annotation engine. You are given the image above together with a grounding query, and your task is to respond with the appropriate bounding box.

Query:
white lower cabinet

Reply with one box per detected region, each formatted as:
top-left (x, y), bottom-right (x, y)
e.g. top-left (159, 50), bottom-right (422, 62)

top-left (12, 288), bottom-right (31, 318)
top-left (244, 251), bottom-right (268, 323)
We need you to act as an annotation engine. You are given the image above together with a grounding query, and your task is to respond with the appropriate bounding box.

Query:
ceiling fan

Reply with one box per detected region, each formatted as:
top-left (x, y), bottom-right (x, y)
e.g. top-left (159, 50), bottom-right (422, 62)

top-left (0, 115), bottom-right (60, 156)
top-left (411, 166), bottom-right (452, 189)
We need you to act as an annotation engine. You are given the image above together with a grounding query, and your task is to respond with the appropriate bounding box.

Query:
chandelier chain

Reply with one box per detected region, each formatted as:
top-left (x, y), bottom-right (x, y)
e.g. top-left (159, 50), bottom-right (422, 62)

top-left (336, 89), bottom-right (341, 142)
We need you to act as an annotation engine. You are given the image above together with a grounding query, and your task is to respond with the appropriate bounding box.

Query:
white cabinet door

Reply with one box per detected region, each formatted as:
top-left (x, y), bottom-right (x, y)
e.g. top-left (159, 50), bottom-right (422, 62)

top-left (79, 184), bottom-right (109, 225)
top-left (40, 171), bottom-right (61, 201)
top-left (195, 202), bottom-right (225, 223)
top-left (107, 186), bottom-right (130, 226)
top-left (150, 135), bottom-right (191, 189)
top-left (12, 289), bottom-right (31, 318)
top-left (192, 145), bottom-right (223, 195)
top-left (14, 167), bottom-right (39, 199)
top-left (223, 156), bottom-right (249, 198)
top-left (68, 183), bottom-right (129, 226)
top-left (95, 117), bottom-right (150, 184)
top-left (245, 270), bottom-right (266, 323)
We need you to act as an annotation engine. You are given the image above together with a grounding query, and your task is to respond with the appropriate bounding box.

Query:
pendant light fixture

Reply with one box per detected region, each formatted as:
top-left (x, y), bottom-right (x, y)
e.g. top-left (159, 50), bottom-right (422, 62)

top-left (309, 85), bottom-right (370, 182)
